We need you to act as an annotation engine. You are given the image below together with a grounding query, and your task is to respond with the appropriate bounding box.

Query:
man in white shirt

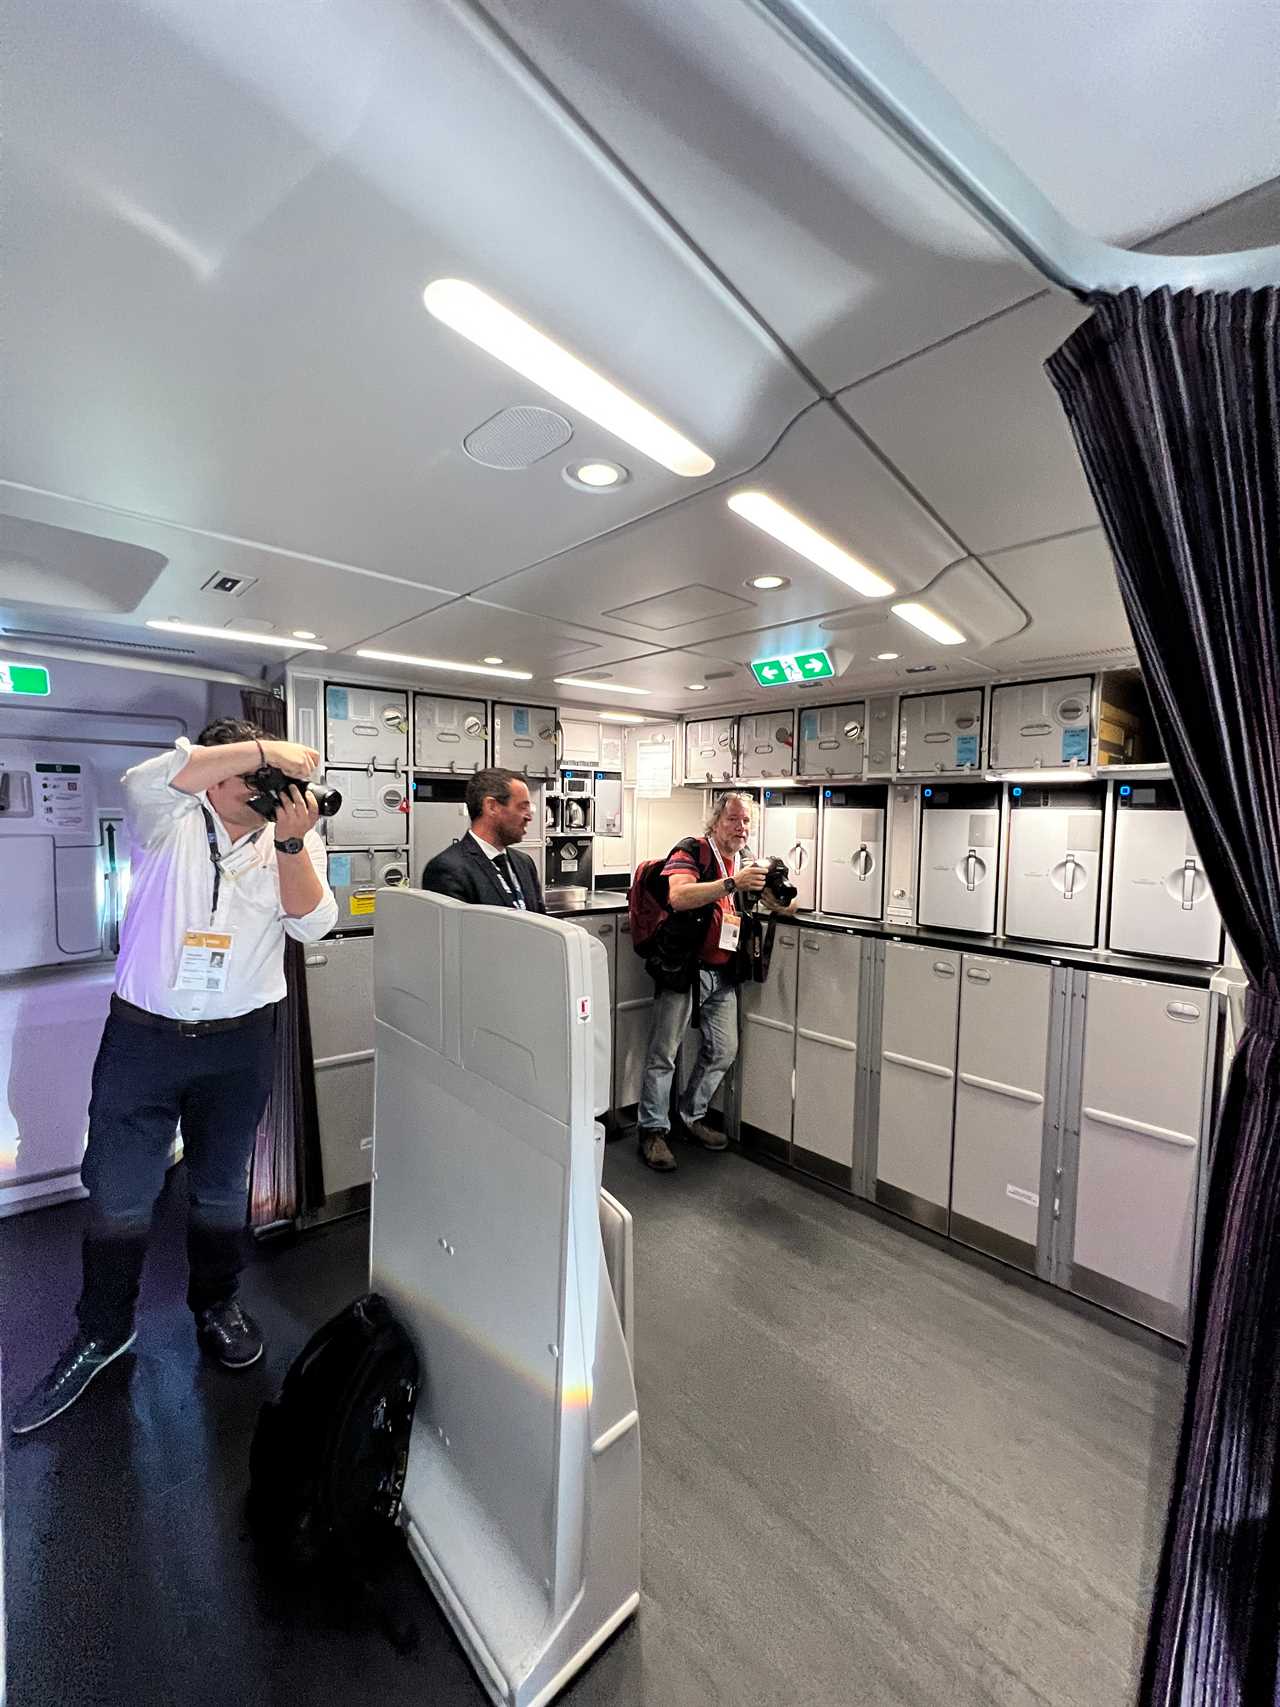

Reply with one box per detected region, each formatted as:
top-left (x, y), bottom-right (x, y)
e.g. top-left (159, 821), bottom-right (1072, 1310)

top-left (12, 718), bottom-right (338, 1435)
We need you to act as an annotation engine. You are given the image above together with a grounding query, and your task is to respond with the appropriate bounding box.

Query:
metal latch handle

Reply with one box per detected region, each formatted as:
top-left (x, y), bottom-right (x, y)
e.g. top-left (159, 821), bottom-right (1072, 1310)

top-left (965, 848), bottom-right (978, 892)
top-left (1064, 852), bottom-right (1078, 902)
top-left (1181, 859), bottom-right (1197, 911)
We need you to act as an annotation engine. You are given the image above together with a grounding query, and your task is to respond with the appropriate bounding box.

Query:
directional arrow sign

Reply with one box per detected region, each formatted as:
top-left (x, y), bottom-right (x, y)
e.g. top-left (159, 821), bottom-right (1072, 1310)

top-left (793, 650), bottom-right (834, 680)
top-left (0, 662), bottom-right (51, 696)
top-left (750, 658), bottom-right (786, 686)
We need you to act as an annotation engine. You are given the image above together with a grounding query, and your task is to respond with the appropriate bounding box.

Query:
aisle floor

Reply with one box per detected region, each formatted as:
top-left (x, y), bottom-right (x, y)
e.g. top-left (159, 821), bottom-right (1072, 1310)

top-left (2, 1141), bottom-right (1183, 1707)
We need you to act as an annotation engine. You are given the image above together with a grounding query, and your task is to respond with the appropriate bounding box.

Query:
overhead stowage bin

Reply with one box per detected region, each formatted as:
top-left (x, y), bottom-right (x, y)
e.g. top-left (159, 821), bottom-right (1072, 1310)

top-left (370, 888), bottom-right (640, 1707)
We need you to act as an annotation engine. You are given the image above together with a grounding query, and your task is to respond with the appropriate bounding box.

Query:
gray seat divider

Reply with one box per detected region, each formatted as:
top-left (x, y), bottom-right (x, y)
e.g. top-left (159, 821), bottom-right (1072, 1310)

top-left (371, 888), bottom-right (640, 1707)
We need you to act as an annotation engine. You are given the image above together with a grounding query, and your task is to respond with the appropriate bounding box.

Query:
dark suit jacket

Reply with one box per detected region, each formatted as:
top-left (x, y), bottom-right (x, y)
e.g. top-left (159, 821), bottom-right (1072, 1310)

top-left (420, 833), bottom-right (546, 913)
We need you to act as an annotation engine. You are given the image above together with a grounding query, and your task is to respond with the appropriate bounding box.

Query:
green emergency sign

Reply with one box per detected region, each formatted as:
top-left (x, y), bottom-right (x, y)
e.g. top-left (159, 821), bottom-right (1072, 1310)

top-left (0, 662), bottom-right (51, 696)
top-left (750, 650), bottom-right (834, 687)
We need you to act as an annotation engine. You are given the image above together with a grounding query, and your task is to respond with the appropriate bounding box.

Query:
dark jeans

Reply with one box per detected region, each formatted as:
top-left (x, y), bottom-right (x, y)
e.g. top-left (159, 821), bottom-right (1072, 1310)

top-left (77, 1005), bottom-right (277, 1340)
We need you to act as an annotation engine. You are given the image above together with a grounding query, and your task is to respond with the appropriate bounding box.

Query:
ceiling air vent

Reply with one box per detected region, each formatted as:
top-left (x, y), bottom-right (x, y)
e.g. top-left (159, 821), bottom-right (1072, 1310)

top-left (1019, 645), bottom-right (1133, 666)
top-left (200, 573), bottom-right (258, 597)
top-left (463, 406), bottom-right (573, 469)
top-left (0, 627), bottom-right (199, 657)
top-left (904, 664), bottom-right (938, 674)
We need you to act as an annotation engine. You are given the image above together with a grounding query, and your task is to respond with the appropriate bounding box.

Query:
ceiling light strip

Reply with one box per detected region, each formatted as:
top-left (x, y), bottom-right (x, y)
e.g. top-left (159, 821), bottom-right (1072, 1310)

top-left (424, 281), bottom-right (714, 478)
top-left (890, 602), bottom-right (966, 645)
top-left (727, 492), bottom-right (895, 598)
top-left (554, 676), bottom-right (651, 696)
top-left (146, 620), bottom-right (327, 651)
top-left (356, 648), bottom-right (532, 680)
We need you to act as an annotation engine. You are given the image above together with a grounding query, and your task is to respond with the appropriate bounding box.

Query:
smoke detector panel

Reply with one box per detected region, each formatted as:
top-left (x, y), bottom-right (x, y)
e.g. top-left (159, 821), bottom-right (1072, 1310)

top-left (201, 572), bottom-right (258, 597)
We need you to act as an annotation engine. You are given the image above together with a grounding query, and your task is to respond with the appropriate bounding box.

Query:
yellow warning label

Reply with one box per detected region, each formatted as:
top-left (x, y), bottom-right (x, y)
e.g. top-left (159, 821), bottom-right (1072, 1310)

top-left (349, 893), bottom-right (377, 917)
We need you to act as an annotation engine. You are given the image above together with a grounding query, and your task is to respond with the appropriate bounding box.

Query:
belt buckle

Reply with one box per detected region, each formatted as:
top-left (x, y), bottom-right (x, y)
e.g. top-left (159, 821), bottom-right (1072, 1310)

top-left (178, 1020), bottom-right (204, 1040)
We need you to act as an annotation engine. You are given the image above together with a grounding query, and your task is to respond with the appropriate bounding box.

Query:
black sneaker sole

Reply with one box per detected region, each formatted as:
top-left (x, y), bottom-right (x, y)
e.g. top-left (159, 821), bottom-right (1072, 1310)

top-left (198, 1337), bottom-right (264, 1370)
top-left (9, 1332), bottom-right (138, 1437)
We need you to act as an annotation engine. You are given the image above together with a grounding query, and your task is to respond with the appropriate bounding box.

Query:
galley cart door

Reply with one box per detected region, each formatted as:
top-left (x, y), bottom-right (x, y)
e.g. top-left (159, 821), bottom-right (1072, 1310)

top-left (793, 931), bottom-right (860, 1184)
top-left (950, 956), bottom-right (1053, 1272)
top-left (875, 942), bottom-right (960, 1232)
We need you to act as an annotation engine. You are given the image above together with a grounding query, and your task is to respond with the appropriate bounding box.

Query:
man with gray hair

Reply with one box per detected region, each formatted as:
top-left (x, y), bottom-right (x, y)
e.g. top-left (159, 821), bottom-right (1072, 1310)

top-left (635, 791), bottom-right (793, 1172)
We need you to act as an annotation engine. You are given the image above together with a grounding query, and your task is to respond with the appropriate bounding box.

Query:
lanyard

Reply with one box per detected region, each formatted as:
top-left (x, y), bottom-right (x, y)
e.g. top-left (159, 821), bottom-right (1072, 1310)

top-left (492, 851), bottom-right (527, 910)
top-left (708, 838), bottom-right (738, 911)
top-left (199, 804), bottom-right (264, 925)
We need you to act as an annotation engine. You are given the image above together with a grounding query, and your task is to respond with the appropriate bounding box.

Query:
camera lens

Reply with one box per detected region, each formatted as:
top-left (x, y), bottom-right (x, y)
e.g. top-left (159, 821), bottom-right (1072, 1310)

top-left (309, 785), bottom-right (342, 817)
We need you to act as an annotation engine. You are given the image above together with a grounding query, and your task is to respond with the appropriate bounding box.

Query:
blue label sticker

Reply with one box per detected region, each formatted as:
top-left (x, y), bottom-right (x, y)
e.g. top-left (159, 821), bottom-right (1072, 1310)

top-left (512, 706), bottom-right (529, 735)
top-left (328, 854), bottom-right (352, 887)
top-left (326, 686), bottom-right (349, 723)
top-left (801, 711), bottom-right (819, 740)
top-left (955, 734), bottom-right (979, 767)
top-left (1062, 725), bottom-right (1090, 762)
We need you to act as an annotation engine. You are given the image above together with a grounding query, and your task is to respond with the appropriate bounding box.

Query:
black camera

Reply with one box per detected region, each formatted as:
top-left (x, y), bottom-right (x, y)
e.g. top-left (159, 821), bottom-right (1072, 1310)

top-left (741, 856), bottom-right (797, 909)
top-left (244, 765), bottom-right (342, 821)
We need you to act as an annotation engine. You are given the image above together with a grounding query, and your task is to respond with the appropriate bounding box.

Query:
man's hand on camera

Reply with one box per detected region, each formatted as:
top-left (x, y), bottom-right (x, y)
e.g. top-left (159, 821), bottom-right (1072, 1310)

top-left (273, 785), bottom-right (320, 843)
top-left (262, 740), bottom-right (320, 780)
top-left (735, 863), bottom-right (768, 894)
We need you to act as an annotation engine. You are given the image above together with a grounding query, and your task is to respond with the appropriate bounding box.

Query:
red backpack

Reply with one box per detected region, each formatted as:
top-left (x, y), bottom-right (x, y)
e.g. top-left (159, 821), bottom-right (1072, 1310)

top-left (627, 837), bottom-right (714, 957)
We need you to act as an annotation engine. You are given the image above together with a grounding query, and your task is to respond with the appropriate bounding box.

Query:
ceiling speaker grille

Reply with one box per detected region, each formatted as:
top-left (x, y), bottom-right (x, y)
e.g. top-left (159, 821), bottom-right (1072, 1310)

top-left (462, 406), bottom-right (574, 470)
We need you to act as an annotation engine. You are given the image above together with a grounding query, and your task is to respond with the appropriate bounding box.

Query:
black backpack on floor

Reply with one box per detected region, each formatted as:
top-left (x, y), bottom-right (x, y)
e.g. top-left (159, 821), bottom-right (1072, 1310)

top-left (248, 1292), bottom-right (421, 1646)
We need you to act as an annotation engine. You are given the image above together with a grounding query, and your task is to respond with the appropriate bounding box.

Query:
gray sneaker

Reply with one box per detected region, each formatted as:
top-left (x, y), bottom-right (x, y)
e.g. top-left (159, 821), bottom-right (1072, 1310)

top-left (682, 1117), bottom-right (728, 1151)
top-left (638, 1130), bottom-right (678, 1171)
top-left (10, 1330), bottom-right (137, 1436)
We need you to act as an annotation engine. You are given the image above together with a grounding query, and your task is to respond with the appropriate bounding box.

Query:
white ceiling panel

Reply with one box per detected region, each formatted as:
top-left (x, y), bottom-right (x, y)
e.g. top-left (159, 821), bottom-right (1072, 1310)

top-left (2, 0), bottom-right (812, 597)
top-left (968, 531), bottom-right (1135, 670)
top-left (348, 598), bottom-right (666, 683)
top-left (862, 0), bottom-right (1280, 242)
top-left (0, 483), bottom-right (449, 658)
top-left (475, 404), bottom-right (963, 647)
top-left (841, 293), bottom-right (1096, 555)
top-left (484, 0), bottom-right (1038, 392)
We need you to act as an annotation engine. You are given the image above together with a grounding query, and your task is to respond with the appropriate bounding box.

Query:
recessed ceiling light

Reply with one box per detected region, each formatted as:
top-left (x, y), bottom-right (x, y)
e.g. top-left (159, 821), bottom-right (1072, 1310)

top-left (482, 656), bottom-right (504, 664)
top-left (686, 683), bottom-right (709, 691)
top-left (553, 676), bottom-right (651, 695)
top-left (292, 629), bottom-right (318, 640)
top-left (564, 460), bottom-right (629, 492)
top-left (875, 651), bottom-right (899, 661)
top-left (598, 711), bottom-right (647, 723)
top-left (355, 648), bottom-right (533, 680)
top-left (146, 620), bottom-right (327, 651)
top-left (727, 492), bottom-right (895, 598)
top-left (423, 280), bottom-right (715, 478)
top-left (891, 602), bottom-right (966, 645)
top-left (747, 574), bottom-right (789, 591)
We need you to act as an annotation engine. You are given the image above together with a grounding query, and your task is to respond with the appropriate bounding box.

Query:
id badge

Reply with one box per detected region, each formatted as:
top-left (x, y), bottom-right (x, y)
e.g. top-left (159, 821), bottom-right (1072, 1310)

top-left (174, 930), bottom-right (234, 992)
top-left (217, 841), bottom-right (261, 880)
top-left (718, 913), bottom-right (741, 952)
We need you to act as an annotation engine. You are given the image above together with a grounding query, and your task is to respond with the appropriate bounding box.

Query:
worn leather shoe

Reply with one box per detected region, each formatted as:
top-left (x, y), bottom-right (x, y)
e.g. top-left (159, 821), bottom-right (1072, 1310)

top-left (10, 1331), bottom-right (137, 1436)
top-left (196, 1300), bottom-right (264, 1369)
top-left (638, 1129), bottom-right (678, 1172)
top-left (682, 1116), bottom-right (728, 1151)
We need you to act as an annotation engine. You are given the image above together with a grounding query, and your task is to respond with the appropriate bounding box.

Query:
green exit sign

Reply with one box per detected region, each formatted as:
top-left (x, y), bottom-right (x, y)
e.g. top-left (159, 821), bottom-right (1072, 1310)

top-left (750, 650), bottom-right (834, 687)
top-left (0, 662), bottom-right (51, 696)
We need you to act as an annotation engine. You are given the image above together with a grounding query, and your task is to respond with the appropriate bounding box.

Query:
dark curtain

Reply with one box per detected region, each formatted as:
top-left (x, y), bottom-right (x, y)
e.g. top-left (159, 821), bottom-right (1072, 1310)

top-left (240, 688), bottom-right (326, 1226)
top-left (1045, 286), bottom-right (1280, 1705)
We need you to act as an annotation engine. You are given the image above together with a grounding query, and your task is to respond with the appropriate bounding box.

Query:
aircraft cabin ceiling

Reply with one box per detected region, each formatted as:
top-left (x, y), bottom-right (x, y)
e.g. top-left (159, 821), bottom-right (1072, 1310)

top-left (3, 0), bottom-right (1277, 712)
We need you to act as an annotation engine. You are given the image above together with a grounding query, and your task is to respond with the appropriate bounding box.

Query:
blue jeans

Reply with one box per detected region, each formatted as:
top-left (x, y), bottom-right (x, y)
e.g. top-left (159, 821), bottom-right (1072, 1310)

top-left (637, 967), bottom-right (738, 1134)
top-left (77, 1005), bottom-right (276, 1337)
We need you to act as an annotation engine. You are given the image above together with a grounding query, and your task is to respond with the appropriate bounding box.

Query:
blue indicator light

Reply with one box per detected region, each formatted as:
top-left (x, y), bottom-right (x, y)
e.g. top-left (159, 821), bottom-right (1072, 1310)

top-left (923, 787), bottom-right (933, 798)
top-left (824, 789), bottom-right (832, 798)
top-left (1120, 785), bottom-right (1132, 797)
top-left (1012, 786), bottom-right (1023, 798)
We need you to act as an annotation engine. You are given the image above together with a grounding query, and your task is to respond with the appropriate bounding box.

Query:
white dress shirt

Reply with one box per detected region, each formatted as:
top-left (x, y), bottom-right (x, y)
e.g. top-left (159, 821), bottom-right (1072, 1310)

top-left (114, 740), bottom-right (338, 1022)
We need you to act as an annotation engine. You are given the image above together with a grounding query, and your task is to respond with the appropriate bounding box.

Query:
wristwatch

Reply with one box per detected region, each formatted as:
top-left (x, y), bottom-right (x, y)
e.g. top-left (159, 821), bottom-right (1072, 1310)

top-left (274, 836), bottom-right (305, 855)
top-left (722, 875), bottom-right (735, 895)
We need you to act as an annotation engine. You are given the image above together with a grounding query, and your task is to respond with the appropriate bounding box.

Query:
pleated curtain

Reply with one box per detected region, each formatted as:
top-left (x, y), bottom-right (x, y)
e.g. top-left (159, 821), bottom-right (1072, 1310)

top-left (1045, 286), bottom-right (1280, 1704)
top-left (239, 688), bottom-right (326, 1226)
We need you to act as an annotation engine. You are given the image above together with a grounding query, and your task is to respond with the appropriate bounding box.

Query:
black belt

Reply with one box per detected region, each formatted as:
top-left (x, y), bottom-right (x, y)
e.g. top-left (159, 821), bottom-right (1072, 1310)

top-left (110, 994), bottom-right (274, 1039)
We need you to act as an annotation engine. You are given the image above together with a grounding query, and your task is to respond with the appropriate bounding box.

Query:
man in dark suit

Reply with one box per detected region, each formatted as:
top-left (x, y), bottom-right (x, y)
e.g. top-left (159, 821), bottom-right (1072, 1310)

top-left (421, 766), bottom-right (546, 913)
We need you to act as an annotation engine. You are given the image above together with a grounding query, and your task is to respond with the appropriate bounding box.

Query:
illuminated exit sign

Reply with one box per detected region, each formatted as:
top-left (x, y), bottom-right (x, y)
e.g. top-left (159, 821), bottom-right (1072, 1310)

top-left (0, 662), bottom-right (51, 696)
top-left (750, 650), bottom-right (834, 687)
